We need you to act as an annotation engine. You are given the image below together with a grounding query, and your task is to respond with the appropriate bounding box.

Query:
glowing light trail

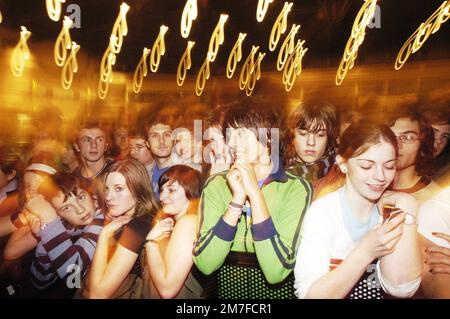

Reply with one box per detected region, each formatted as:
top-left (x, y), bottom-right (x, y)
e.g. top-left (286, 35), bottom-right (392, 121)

top-left (226, 33), bottom-right (247, 79)
top-left (395, 1), bottom-right (450, 70)
top-left (269, 2), bottom-right (293, 52)
top-left (177, 41), bottom-right (195, 86)
top-left (181, 0), bottom-right (198, 38)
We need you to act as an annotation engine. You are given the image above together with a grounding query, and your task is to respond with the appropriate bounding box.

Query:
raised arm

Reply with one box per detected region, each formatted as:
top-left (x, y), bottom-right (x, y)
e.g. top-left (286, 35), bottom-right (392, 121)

top-left (377, 191), bottom-right (422, 297)
top-left (296, 200), bottom-right (407, 299)
top-left (193, 174), bottom-right (238, 275)
top-left (88, 216), bottom-right (137, 299)
top-left (3, 223), bottom-right (38, 260)
top-left (146, 215), bottom-right (196, 298)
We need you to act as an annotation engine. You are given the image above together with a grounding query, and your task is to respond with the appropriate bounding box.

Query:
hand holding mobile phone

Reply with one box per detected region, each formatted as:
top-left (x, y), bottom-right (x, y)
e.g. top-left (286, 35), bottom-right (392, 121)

top-left (382, 205), bottom-right (403, 224)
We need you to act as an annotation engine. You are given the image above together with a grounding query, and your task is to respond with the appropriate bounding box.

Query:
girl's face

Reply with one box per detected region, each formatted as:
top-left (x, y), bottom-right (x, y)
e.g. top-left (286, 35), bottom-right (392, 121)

top-left (339, 140), bottom-right (396, 202)
top-left (159, 180), bottom-right (190, 216)
top-left (294, 121), bottom-right (328, 163)
top-left (105, 172), bottom-right (136, 217)
top-left (23, 171), bottom-right (44, 199)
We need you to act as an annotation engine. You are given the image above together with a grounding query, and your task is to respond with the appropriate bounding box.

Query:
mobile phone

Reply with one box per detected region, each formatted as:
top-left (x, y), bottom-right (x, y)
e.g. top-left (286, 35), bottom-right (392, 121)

top-left (382, 205), bottom-right (403, 223)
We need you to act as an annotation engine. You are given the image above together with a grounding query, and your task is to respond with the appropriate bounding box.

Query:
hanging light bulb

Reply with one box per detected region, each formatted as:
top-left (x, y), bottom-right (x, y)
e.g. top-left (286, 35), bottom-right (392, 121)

top-left (132, 48), bottom-right (151, 94)
top-left (150, 25), bottom-right (169, 73)
top-left (396, 1), bottom-right (450, 70)
top-left (97, 2), bottom-right (130, 99)
top-left (46, 0), bottom-right (66, 22)
top-left (207, 14), bottom-right (228, 62)
top-left (181, 0), bottom-right (198, 38)
top-left (256, 0), bottom-right (274, 22)
top-left (61, 41), bottom-right (80, 89)
top-left (277, 24), bottom-right (300, 71)
top-left (177, 41), bottom-right (195, 86)
top-left (269, 2), bottom-right (293, 51)
top-left (10, 26), bottom-right (32, 77)
top-left (195, 53), bottom-right (212, 96)
top-left (226, 33), bottom-right (247, 79)
top-left (282, 39), bottom-right (308, 92)
top-left (110, 2), bottom-right (130, 54)
top-left (54, 16), bottom-right (73, 66)
top-left (239, 46), bottom-right (265, 96)
top-left (335, 0), bottom-right (377, 86)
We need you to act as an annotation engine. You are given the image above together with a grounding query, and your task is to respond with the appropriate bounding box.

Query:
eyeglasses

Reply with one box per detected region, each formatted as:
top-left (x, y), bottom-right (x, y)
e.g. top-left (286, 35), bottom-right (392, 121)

top-left (395, 133), bottom-right (419, 144)
top-left (130, 144), bottom-right (148, 151)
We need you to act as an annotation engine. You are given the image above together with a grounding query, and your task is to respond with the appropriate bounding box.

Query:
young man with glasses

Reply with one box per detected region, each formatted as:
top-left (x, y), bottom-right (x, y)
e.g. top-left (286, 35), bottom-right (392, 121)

top-left (129, 129), bottom-right (154, 179)
top-left (389, 108), bottom-right (442, 205)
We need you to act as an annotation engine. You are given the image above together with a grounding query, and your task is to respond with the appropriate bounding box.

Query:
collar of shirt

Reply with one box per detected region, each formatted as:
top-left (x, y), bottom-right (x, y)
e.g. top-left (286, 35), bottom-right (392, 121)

top-left (260, 159), bottom-right (288, 187)
top-left (339, 187), bottom-right (380, 243)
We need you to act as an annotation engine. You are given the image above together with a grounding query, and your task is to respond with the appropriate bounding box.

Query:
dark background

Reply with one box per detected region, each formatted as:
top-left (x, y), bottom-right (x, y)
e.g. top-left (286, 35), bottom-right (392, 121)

top-left (1, 0), bottom-right (449, 74)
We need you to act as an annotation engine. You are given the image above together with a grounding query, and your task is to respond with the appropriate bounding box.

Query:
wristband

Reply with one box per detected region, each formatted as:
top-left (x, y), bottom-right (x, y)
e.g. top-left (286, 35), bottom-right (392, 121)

top-left (229, 201), bottom-right (244, 210)
top-left (145, 238), bottom-right (158, 245)
top-left (228, 204), bottom-right (243, 214)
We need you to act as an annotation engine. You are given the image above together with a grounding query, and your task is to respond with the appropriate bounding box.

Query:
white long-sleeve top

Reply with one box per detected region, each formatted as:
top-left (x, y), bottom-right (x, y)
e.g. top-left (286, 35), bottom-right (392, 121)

top-left (294, 188), bottom-right (421, 299)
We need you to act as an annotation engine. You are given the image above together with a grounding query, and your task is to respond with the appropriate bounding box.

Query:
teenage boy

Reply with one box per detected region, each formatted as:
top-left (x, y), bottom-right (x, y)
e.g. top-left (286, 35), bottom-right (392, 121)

top-left (389, 108), bottom-right (442, 205)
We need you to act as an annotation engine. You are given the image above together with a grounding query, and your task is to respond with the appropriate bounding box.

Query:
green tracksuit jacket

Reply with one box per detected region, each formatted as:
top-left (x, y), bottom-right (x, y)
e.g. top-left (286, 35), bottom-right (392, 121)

top-left (193, 166), bottom-right (312, 284)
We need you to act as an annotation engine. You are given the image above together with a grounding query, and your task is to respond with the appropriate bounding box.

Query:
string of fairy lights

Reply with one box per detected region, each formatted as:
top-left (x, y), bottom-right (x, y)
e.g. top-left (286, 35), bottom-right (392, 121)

top-left (3, 0), bottom-right (450, 98)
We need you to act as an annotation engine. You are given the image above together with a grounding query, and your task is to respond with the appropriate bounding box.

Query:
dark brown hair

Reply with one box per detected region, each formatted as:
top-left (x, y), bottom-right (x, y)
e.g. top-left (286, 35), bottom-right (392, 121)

top-left (289, 100), bottom-right (339, 148)
top-left (338, 121), bottom-right (398, 160)
top-left (285, 99), bottom-right (339, 164)
top-left (39, 173), bottom-right (87, 203)
top-left (387, 107), bottom-right (435, 177)
top-left (222, 98), bottom-right (281, 156)
top-left (158, 165), bottom-right (204, 200)
top-left (314, 121), bottom-right (398, 200)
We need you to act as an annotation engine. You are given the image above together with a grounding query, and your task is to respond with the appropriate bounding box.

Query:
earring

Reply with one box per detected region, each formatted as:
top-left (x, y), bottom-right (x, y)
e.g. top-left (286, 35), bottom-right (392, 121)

top-left (341, 168), bottom-right (347, 173)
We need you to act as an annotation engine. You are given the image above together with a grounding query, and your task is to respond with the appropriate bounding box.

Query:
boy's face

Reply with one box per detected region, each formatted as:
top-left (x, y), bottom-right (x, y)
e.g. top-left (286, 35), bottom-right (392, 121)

top-left (226, 127), bottom-right (267, 164)
top-left (390, 118), bottom-right (421, 171)
top-left (130, 137), bottom-right (153, 165)
top-left (432, 123), bottom-right (450, 158)
top-left (114, 127), bottom-right (130, 152)
top-left (75, 128), bottom-right (108, 164)
top-left (294, 121), bottom-right (329, 163)
top-left (147, 124), bottom-right (173, 159)
top-left (51, 188), bottom-right (96, 226)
